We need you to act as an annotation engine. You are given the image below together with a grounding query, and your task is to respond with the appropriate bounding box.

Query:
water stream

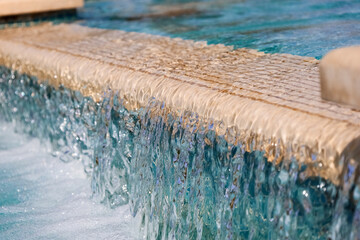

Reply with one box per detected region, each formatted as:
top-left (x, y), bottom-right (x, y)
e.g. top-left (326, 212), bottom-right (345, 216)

top-left (1, 66), bottom-right (360, 239)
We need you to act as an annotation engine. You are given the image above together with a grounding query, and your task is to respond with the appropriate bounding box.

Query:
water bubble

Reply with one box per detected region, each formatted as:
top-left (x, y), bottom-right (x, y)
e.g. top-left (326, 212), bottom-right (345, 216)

top-left (278, 169), bottom-right (289, 185)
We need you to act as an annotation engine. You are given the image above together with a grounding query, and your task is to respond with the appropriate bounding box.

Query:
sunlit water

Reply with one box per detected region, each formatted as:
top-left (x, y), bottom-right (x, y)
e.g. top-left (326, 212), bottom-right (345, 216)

top-left (80, 0), bottom-right (360, 59)
top-left (0, 122), bottom-right (140, 240)
top-left (1, 66), bottom-right (359, 239)
top-left (1, 0), bottom-right (360, 239)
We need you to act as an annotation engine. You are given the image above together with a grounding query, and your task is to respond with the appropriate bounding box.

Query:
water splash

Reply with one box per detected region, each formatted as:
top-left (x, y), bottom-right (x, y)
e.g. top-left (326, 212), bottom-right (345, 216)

top-left (0, 122), bottom-right (141, 240)
top-left (1, 66), bottom-right (359, 239)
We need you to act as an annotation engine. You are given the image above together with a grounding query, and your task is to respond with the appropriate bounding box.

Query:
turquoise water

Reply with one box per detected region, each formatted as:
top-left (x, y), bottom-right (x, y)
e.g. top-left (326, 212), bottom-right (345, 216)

top-left (80, 0), bottom-right (360, 59)
top-left (1, 1), bottom-right (360, 239)
top-left (0, 123), bottom-right (140, 240)
top-left (1, 67), bottom-right (359, 239)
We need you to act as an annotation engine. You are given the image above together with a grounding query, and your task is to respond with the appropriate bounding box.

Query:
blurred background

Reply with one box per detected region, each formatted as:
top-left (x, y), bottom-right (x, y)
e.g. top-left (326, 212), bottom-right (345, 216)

top-left (79, 0), bottom-right (360, 59)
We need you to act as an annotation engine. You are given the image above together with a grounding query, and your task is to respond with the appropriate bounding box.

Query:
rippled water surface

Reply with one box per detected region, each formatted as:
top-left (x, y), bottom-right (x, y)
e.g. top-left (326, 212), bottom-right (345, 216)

top-left (0, 122), bottom-right (140, 240)
top-left (80, 0), bottom-right (360, 59)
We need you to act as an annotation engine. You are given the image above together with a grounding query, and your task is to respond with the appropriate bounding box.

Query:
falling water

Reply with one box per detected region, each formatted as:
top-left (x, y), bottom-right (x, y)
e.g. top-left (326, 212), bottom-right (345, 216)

top-left (1, 66), bottom-right (359, 239)
top-left (0, 123), bottom-right (140, 240)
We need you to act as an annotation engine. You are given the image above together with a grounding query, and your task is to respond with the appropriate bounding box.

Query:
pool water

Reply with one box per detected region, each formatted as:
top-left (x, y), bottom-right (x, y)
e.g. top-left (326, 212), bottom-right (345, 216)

top-left (0, 122), bottom-right (141, 239)
top-left (80, 0), bottom-right (360, 59)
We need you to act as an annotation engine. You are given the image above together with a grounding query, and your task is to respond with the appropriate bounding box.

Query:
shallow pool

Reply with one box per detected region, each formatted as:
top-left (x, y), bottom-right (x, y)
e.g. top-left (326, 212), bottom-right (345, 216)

top-left (80, 0), bottom-right (360, 59)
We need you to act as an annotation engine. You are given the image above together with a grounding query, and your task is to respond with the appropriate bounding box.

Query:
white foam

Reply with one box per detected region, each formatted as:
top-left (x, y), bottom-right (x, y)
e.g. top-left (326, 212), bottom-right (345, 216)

top-left (0, 122), bottom-right (141, 240)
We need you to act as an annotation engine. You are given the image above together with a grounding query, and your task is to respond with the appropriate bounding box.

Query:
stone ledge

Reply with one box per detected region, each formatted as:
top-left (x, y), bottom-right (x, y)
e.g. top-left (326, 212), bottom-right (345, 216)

top-left (320, 46), bottom-right (360, 109)
top-left (0, 0), bottom-right (83, 17)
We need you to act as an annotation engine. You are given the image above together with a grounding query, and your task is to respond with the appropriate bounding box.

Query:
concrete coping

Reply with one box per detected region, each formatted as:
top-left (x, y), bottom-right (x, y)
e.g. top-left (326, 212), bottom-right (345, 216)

top-left (0, 0), bottom-right (84, 17)
top-left (320, 46), bottom-right (360, 109)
